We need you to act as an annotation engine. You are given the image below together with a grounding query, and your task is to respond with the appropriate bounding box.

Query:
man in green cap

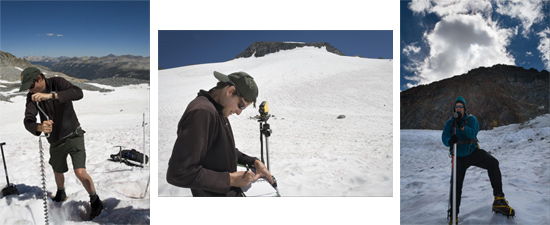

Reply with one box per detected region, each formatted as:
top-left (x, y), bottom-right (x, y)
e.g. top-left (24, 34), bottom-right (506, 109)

top-left (20, 67), bottom-right (103, 219)
top-left (442, 96), bottom-right (515, 224)
top-left (167, 71), bottom-right (273, 197)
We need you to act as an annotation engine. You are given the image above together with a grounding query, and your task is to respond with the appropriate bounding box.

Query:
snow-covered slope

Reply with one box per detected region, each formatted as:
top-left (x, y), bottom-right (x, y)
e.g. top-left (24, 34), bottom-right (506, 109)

top-left (158, 46), bottom-right (393, 196)
top-left (0, 82), bottom-right (150, 224)
top-left (400, 114), bottom-right (550, 224)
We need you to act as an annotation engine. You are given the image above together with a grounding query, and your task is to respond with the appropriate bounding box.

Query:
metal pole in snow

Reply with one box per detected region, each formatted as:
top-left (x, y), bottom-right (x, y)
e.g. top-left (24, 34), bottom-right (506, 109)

top-left (142, 113), bottom-right (145, 168)
top-left (452, 126), bottom-right (457, 224)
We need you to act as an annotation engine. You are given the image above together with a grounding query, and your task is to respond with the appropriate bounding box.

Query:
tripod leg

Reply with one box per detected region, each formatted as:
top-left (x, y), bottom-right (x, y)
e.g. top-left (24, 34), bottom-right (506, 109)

top-left (265, 136), bottom-right (270, 171)
top-left (260, 123), bottom-right (265, 164)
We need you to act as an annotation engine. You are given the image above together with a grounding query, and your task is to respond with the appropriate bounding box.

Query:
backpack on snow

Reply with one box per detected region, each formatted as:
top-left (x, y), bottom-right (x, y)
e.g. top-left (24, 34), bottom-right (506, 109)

top-left (110, 147), bottom-right (149, 167)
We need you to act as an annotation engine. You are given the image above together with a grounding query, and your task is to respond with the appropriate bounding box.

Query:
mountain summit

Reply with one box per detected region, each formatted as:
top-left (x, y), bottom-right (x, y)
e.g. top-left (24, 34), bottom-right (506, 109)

top-left (234, 41), bottom-right (345, 59)
top-left (401, 64), bottom-right (549, 130)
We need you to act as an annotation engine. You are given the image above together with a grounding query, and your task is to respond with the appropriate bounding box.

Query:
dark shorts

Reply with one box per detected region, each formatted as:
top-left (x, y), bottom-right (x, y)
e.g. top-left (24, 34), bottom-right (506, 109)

top-left (49, 127), bottom-right (87, 173)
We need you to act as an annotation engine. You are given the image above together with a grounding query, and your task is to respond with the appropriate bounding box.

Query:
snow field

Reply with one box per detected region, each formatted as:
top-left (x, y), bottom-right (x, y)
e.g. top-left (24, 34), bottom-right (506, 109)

top-left (0, 83), bottom-right (150, 224)
top-left (158, 47), bottom-right (393, 196)
top-left (400, 114), bottom-right (550, 224)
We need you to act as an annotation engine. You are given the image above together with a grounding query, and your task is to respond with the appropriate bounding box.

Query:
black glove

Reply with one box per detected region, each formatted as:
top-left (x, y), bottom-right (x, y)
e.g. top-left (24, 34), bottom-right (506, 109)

top-left (448, 135), bottom-right (458, 146)
top-left (455, 113), bottom-right (463, 128)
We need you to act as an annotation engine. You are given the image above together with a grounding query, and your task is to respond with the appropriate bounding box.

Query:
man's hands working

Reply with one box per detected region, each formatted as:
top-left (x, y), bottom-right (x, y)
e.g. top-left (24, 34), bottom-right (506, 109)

top-left (229, 160), bottom-right (273, 187)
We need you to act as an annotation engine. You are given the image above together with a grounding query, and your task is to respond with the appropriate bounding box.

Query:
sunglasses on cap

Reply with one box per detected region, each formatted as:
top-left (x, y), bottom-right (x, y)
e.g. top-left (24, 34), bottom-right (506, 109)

top-left (226, 81), bottom-right (246, 110)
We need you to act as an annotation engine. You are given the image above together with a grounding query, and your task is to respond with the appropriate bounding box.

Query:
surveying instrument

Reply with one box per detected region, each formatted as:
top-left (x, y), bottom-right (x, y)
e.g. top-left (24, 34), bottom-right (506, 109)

top-left (257, 101), bottom-right (277, 188)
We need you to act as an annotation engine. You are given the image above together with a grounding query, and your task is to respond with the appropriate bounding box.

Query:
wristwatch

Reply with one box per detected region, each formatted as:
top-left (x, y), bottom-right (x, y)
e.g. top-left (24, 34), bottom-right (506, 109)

top-left (51, 91), bottom-right (56, 100)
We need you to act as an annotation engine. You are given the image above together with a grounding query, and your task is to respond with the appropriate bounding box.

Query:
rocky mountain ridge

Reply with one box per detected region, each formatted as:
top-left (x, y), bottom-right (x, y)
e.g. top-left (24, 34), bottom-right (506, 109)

top-left (234, 41), bottom-right (346, 59)
top-left (26, 54), bottom-right (150, 80)
top-left (0, 51), bottom-right (148, 102)
top-left (401, 64), bottom-right (549, 130)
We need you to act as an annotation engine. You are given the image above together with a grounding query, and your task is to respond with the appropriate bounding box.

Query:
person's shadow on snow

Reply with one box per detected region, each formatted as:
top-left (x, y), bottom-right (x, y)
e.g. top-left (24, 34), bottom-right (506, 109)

top-left (2, 184), bottom-right (148, 224)
top-left (65, 197), bottom-right (150, 223)
top-left (1, 183), bottom-right (44, 202)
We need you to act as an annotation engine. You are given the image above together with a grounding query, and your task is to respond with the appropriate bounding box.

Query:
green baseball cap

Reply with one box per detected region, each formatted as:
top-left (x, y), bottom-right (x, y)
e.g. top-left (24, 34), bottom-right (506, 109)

top-left (20, 67), bottom-right (42, 92)
top-left (213, 71), bottom-right (258, 103)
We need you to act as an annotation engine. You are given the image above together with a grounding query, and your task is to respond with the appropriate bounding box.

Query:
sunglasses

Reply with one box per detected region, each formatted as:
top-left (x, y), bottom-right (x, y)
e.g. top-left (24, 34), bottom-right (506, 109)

top-left (455, 105), bottom-right (464, 109)
top-left (226, 81), bottom-right (246, 110)
top-left (29, 77), bottom-right (40, 89)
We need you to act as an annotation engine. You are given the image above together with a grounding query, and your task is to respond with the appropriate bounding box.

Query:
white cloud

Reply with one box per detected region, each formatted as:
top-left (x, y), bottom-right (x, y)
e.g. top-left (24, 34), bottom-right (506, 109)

top-left (402, 42), bottom-right (421, 56)
top-left (407, 14), bottom-right (515, 87)
top-left (408, 0), bottom-right (433, 16)
top-left (409, 0), bottom-right (493, 17)
top-left (495, 0), bottom-right (546, 37)
top-left (537, 27), bottom-right (550, 70)
top-left (404, 0), bottom-right (549, 88)
top-left (526, 51), bottom-right (532, 56)
top-left (40, 33), bottom-right (64, 37)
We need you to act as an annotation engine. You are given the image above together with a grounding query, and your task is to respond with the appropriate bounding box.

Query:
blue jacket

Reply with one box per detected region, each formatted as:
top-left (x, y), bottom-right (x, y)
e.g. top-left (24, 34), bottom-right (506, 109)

top-left (441, 114), bottom-right (480, 157)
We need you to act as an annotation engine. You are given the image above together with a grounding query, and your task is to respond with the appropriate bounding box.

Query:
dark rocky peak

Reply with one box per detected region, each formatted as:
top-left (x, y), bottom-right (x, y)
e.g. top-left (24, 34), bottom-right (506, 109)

top-left (235, 41), bottom-right (346, 59)
top-left (401, 64), bottom-right (549, 130)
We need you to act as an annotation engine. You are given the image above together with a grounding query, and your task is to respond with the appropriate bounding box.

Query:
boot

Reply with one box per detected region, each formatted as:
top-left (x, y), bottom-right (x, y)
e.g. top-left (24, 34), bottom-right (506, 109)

top-left (448, 217), bottom-right (458, 225)
top-left (89, 193), bottom-right (103, 220)
top-left (447, 209), bottom-right (458, 224)
top-left (492, 193), bottom-right (515, 218)
top-left (52, 189), bottom-right (67, 202)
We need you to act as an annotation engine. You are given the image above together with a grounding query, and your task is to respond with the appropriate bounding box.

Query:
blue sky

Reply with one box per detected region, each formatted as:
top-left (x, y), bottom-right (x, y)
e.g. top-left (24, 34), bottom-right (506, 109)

top-left (0, 0), bottom-right (150, 58)
top-left (401, 0), bottom-right (549, 91)
top-left (158, 30), bottom-right (393, 69)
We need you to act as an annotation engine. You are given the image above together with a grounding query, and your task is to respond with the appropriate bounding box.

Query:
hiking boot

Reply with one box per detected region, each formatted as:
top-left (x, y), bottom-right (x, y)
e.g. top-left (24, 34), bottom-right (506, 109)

top-left (492, 193), bottom-right (515, 217)
top-left (52, 189), bottom-right (67, 202)
top-left (89, 194), bottom-right (103, 220)
top-left (448, 217), bottom-right (458, 225)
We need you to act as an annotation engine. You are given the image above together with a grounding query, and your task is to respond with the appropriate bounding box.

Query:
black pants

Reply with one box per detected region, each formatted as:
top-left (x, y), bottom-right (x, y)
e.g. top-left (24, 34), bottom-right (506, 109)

top-left (449, 149), bottom-right (503, 215)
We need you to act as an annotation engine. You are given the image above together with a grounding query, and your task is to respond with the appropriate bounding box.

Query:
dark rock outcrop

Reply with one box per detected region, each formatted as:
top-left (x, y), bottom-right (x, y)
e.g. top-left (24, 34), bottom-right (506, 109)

top-left (401, 64), bottom-right (549, 130)
top-left (235, 41), bottom-right (345, 59)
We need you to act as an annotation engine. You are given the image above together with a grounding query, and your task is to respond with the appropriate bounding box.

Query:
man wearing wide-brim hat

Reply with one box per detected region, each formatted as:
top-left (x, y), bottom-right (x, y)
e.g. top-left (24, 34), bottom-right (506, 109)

top-left (20, 67), bottom-right (103, 219)
top-left (167, 71), bottom-right (273, 197)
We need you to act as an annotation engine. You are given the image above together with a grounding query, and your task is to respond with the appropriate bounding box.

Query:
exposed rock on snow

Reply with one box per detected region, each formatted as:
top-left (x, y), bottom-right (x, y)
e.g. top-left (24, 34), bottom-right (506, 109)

top-left (235, 41), bottom-right (346, 59)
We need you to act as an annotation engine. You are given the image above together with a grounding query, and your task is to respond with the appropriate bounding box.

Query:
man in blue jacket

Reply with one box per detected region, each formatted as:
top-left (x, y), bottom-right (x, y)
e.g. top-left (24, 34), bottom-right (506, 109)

top-left (442, 96), bottom-right (515, 223)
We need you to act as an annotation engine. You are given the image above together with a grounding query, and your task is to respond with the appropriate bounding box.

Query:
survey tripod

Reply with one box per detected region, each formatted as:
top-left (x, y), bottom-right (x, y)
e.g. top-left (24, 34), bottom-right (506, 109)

top-left (258, 106), bottom-right (272, 170)
top-left (257, 101), bottom-right (277, 188)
